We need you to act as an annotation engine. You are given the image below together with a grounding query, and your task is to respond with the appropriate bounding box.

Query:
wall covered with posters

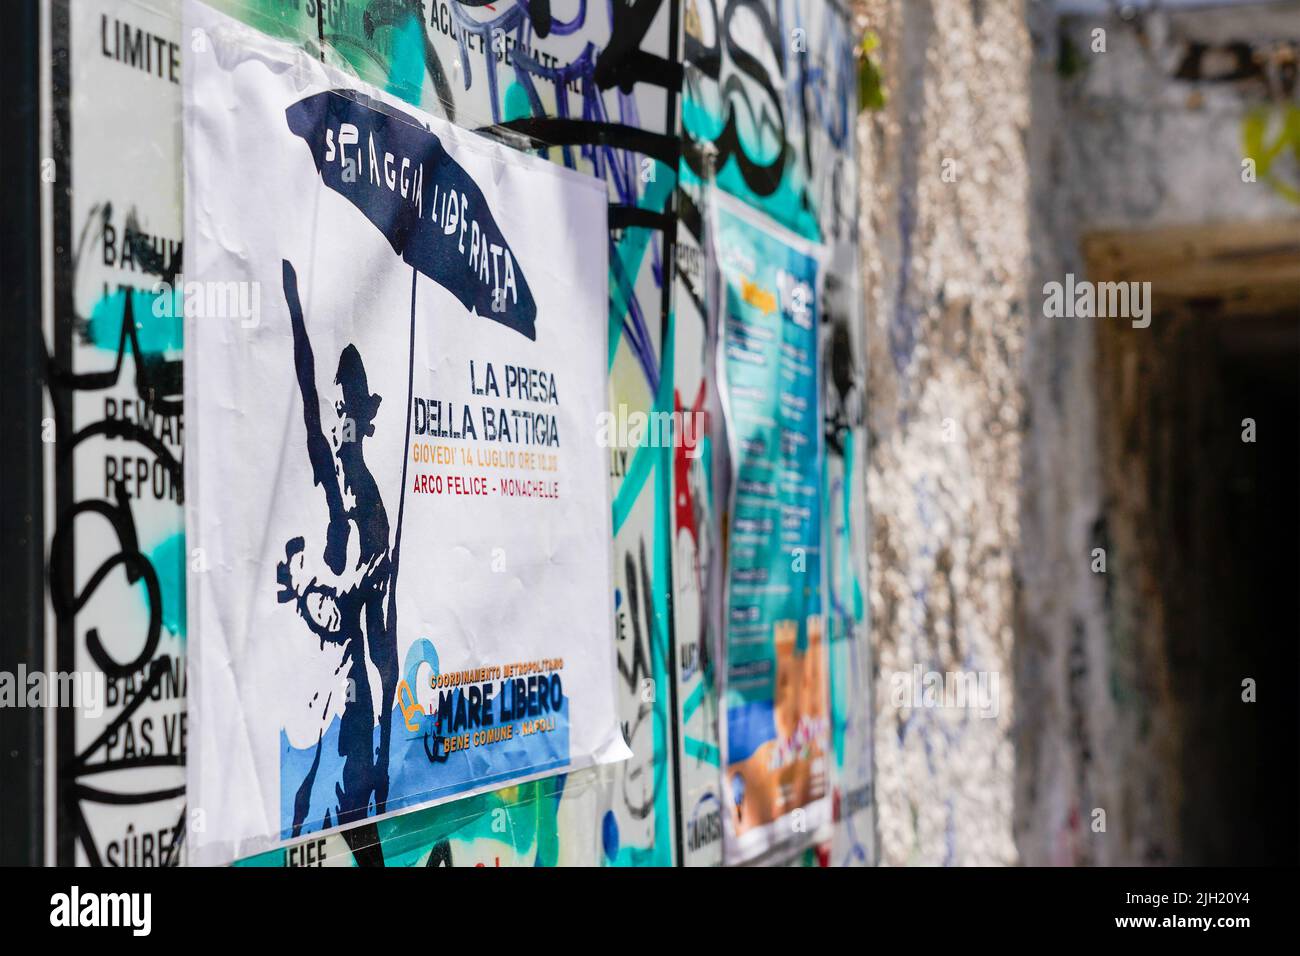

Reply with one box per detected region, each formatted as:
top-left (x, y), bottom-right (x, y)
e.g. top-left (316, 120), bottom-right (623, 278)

top-left (37, 0), bottom-right (870, 867)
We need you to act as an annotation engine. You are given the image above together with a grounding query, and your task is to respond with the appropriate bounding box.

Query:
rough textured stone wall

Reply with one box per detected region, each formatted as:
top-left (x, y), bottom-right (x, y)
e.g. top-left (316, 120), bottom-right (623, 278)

top-left (856, 0), bottom-right (1031, 866)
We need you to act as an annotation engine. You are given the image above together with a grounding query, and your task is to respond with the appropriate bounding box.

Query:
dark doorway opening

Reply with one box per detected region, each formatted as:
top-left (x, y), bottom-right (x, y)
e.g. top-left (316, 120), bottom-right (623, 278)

top-left (1161, 311), bottom-right (1299, 865)
top-left (1088, 221), bottom-right (1300, 864)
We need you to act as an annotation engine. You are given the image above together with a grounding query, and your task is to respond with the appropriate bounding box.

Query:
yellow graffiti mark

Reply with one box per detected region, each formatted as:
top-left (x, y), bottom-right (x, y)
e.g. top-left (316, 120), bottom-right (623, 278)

top-left (1242, 104), bottom-right (1300, 206)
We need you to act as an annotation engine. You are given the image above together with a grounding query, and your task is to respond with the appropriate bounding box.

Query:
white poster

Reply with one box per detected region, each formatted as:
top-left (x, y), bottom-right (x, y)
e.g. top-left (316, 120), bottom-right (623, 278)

top-left (182, 1), bottom-right (628, 866)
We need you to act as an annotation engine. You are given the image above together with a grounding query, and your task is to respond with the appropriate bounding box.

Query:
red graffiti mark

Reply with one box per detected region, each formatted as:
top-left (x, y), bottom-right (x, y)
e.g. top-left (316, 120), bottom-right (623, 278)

top-left (673, 382), bottom-right (708, 547)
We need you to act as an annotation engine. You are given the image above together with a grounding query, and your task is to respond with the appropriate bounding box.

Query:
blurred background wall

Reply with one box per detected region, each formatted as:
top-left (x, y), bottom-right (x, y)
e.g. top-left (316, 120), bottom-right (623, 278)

top-left (856, 0), bottom-right (1298, 865)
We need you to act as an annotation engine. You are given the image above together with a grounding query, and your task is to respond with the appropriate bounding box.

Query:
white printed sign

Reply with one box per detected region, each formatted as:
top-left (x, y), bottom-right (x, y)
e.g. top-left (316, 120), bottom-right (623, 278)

top-left (183, 1), bottom-right (627, 866)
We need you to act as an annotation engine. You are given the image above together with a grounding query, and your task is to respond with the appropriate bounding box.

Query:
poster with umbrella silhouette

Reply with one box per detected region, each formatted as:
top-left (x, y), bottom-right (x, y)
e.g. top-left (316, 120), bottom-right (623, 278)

top-left (183, 2), bottom-right (628, 867)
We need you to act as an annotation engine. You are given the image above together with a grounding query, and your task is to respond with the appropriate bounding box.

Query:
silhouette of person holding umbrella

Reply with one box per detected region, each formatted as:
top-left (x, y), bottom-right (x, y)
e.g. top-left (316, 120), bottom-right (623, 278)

top-left (276, 259), bottom-right (398, 838)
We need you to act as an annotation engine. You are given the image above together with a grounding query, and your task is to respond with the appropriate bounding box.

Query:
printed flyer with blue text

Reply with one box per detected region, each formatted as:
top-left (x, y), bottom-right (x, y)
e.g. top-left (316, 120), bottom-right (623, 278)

top-left (715, 194), bottom-right (831, 864)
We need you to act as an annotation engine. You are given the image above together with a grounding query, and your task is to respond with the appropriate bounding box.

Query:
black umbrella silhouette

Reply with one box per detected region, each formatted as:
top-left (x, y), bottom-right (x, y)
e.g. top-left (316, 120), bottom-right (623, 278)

top-left (287, 88), bottom-right (536, 336)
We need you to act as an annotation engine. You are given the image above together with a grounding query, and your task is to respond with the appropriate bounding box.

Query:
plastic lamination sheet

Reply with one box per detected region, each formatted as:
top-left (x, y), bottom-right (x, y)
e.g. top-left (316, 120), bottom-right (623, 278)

top-left (713, 193), bottom-right (831, 864)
